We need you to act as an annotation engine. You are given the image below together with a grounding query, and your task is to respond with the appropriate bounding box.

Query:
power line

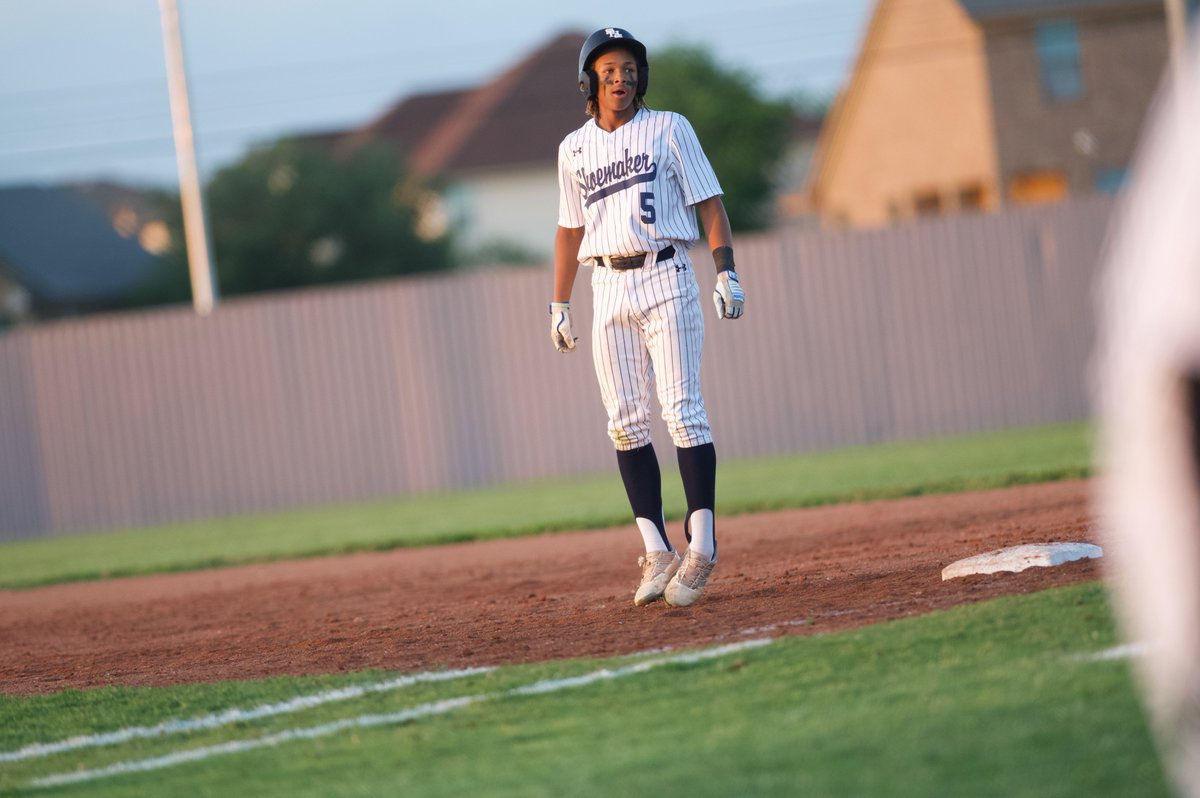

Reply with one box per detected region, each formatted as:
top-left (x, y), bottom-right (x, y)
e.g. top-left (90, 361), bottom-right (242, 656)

top-left (1, 29), bottom-right (969, 149)
top-left (11, 2), bottom-right (1014, 180)
top-left (0, 120), bottom-right (291, 161)
top-left (0, 40), bottom-right (861, 142)
top-left (0, 5), bottom-right (871, 105)
top-left (0, 78), bottom-right (410, 138)
top-left (0, 28), bottom-right (987, 161)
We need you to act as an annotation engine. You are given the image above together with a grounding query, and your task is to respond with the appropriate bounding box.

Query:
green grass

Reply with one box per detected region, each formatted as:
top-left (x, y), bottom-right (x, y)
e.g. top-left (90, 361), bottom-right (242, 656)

top-left (0, 422), bottom-right (1092, 589)
top-left (0, 582), bottom-right (1167, 796)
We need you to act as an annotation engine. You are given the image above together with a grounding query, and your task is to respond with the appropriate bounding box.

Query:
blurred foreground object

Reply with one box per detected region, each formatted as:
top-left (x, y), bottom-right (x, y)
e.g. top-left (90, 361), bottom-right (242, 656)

top-left (1097, 18), bottom-right (1200, 795)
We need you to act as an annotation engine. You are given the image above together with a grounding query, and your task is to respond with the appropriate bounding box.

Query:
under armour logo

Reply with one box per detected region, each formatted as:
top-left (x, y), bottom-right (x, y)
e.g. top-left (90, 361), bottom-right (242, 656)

top-left (675, 263), bottom-right (686, 273)
top-left (572, 147), bottom-right (583, 155)
top-left (605, 28), bottom-right (623, 38)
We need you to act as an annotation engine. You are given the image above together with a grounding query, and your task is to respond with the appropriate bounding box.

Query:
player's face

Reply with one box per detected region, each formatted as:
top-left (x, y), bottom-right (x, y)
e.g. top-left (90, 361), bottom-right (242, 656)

top-left (594, 48), bottom-right (638, 115)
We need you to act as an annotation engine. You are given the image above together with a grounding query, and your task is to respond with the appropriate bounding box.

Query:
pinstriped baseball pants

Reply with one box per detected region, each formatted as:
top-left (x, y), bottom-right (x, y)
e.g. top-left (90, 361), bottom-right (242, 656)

top-left (589, 249), bottom-right (713, 451)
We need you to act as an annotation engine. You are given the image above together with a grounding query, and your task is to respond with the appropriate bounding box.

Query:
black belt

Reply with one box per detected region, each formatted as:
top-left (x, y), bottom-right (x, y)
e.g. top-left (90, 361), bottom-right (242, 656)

top-left (593, 245), bottom-right (676, 270)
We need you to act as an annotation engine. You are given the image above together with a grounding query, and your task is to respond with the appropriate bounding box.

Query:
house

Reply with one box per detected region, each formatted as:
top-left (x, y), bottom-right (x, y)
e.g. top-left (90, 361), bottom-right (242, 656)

top-left (309, 31), bottom-right (825, 258)
top-left (966, 0), bottom-right (1181, 202)
top-left (0, 183), bottom-right (167, 325)
top-left (806, 0), bottom-right (1189, 229)
top-left (329, 32), bottom-right (590, 262)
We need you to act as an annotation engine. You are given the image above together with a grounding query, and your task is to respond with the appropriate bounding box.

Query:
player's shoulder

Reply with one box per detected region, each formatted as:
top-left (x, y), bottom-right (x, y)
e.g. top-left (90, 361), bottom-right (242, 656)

top-left (641, 109), bottom-right (696, 137)
top-left (662, 110), bottom-right (697, 131)
top-left (636, 108), bottom-right (681, 127)
top-left (559, 118), bottom-right (595, 149)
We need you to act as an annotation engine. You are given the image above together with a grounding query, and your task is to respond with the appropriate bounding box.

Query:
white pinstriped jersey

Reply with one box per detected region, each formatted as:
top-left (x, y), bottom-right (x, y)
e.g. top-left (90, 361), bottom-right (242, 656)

top-left (557, 109), bottom-right (722, 260)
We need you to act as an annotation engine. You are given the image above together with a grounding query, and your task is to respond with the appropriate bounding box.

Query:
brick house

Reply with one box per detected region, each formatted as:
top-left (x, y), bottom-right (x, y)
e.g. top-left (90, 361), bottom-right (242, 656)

top-left (806, 0), bottom-right (1194, 228)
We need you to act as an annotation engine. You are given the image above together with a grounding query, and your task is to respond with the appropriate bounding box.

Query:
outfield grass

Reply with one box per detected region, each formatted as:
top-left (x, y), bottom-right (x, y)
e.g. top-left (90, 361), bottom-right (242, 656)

top-left (0, 583), bottom-right (1166, 796)
top-left (0, 422), bottom-right (1091, 589)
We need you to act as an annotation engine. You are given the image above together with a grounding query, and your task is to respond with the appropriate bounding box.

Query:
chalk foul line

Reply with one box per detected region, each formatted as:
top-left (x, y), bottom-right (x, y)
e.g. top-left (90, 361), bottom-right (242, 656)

top-left (28, 638), bottom-right (773, 789)
top-left (1072, 642), bottom-right (1148, 662)
top-left (1, 666), bottom-right (493, 764)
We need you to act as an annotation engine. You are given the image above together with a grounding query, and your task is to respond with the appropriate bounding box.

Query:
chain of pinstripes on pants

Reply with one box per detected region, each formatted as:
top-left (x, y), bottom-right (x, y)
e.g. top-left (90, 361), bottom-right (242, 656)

top-left (589, 249), bottom-right (712, 451)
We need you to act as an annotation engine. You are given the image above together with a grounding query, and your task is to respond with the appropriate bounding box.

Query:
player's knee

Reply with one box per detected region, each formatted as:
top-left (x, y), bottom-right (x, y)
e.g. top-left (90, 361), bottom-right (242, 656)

top-left (665, 417), bottom-right (712, 448)
top-left (610, 426), bottom-right (652, 449)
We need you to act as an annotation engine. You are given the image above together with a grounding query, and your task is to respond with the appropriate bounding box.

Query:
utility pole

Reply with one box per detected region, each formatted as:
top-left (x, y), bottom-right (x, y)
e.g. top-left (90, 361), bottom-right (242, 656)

top-left (158, 0), bottom-right (217, 316)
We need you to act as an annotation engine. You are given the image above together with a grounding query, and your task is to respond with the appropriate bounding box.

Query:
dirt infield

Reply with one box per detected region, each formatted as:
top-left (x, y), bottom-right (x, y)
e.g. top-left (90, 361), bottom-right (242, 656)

top-left (0, 480), bottom-right (1102, 696)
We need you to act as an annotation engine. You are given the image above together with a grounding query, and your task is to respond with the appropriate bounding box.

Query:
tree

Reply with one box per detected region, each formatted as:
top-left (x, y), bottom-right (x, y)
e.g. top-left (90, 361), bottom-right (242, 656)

top-left (135, 140), bottom-right (453, 305)
top-left (644, 47), bottom-right (794, 231)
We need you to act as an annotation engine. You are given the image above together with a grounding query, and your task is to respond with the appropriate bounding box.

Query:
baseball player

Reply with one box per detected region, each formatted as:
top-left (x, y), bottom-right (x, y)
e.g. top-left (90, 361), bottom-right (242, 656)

top-left (550, 27), bottom-right (745, 607)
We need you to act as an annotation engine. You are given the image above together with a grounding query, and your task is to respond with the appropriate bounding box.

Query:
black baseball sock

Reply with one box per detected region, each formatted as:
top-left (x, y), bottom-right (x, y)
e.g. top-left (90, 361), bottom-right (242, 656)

top-left (677, 442), bottom-right (717, 559)
top-left (616, 443), bottom-right (671, 552)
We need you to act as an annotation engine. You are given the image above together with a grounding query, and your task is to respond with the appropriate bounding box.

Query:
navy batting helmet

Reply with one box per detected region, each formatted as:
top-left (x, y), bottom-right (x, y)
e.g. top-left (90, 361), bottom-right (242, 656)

top-left (578, 27), bottom-right (649, 98)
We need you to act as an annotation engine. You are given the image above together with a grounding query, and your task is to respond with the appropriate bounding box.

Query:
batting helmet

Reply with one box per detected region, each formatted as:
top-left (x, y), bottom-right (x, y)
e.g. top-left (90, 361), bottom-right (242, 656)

top-left (578, 27), bottom-right (649, 98)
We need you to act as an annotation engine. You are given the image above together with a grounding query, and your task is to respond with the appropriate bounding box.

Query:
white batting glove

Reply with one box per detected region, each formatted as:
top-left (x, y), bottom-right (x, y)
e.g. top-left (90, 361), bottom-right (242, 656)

top-left (713, 270), bottom-right (745, 319)
top-left (549, 301), bottom-right (577, 353)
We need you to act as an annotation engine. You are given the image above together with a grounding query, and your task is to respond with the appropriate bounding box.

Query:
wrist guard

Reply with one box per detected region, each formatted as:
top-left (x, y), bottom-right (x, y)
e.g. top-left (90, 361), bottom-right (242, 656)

top-left (712, 246), bottom-right (736, 273)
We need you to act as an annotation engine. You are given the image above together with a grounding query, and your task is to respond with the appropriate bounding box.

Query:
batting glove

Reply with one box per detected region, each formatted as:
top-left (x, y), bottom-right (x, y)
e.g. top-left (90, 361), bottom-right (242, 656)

top-left (549, 301), bottom-right (577, 353)
top-left (713, 270), bottom-right (745, 320)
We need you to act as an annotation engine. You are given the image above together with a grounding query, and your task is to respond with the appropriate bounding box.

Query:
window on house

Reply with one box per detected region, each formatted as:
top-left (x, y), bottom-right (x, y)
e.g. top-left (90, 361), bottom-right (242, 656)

top-left (1095, 168), bottom-right (1128, 194)
top-left (1036, 21), bottom-right (1084, 101)
top-left (958, 184), bottom-right (986, 212)
top-left (1009, 171), bottom-right (1069, 205)
top-left (914, 190), bottom-right (941, 216)
top-left (828, 212), bottom-right (850, 229)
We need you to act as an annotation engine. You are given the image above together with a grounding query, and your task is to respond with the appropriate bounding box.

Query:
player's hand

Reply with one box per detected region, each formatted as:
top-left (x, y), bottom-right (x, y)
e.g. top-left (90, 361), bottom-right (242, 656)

top-left (712, 270), bottom-right (744, 319)
top-left (549, 302), bottom-right (577, 353)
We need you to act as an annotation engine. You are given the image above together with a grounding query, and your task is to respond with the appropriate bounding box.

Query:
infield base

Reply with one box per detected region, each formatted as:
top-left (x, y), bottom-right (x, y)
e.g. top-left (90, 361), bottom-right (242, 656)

top-left (941, 542), bottom-right (1103, 581)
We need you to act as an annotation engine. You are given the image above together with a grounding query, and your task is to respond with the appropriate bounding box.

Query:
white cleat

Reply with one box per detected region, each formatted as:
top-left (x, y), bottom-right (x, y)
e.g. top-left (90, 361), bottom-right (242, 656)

top-left (664, 549), bottom-right (717, 607)
top-left (634, 550), bottom-right (682, 606)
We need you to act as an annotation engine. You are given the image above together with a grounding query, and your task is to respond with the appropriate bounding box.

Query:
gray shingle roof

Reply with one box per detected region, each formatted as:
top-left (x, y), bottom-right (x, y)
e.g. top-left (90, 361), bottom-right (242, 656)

top-left (0, 185), bottom-right (161, 304)
top-left (960, 0), bottom-right (1162, 20)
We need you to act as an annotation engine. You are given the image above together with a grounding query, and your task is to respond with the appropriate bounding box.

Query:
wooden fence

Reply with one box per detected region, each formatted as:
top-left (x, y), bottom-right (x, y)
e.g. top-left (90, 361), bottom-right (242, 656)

top-left (0, 196), bottom-right (1113, 539)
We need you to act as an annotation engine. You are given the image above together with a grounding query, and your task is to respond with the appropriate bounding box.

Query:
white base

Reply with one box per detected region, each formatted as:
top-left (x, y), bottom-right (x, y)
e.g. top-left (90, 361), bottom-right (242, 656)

top-left (941, 542), bottom-right (1103, 581)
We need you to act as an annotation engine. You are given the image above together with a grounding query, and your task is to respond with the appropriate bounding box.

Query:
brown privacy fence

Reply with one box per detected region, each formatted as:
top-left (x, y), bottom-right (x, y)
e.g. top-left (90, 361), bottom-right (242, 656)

top-left (0, 196), bottom-right (1112, 540)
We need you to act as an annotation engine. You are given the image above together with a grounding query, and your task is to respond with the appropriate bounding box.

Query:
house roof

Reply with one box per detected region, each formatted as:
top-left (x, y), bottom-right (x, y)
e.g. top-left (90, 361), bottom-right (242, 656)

top-left (338, 87), bottom-right (469, 159)
top-left (0, 185), bottom-right (161, 305)
top-left (790, 112), bottom-right (825, 138)
top-left (346, 31), bottom-right (589, 176)
top-left (319, 30), bottom-right (825, 179)
top-left (960, 0), bottom-right (1162, 21)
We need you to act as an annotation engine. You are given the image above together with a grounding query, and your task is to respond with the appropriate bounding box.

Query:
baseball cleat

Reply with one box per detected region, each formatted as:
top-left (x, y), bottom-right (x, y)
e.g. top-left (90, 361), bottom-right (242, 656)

top-left (664, 549), bottom-right (716, 607)
top-left (634, 550), bottom-right (682, 606)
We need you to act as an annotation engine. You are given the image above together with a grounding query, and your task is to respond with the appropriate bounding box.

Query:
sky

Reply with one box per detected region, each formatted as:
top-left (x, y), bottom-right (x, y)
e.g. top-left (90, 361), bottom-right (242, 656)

top-left (0, 0), bottom-right (873, 189)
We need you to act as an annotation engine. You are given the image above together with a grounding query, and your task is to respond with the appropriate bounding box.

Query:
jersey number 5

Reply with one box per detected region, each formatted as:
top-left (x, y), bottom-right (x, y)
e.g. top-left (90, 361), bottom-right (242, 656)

top-left (639, 191), bottom-right (656, 225)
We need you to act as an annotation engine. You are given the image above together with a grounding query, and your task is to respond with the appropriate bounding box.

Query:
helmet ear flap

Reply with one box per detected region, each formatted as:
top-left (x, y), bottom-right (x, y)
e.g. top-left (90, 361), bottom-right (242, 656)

top-left (637, 64), bottom-right (649, 98)
top-left (579, 69), bottom-right (599, 97)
